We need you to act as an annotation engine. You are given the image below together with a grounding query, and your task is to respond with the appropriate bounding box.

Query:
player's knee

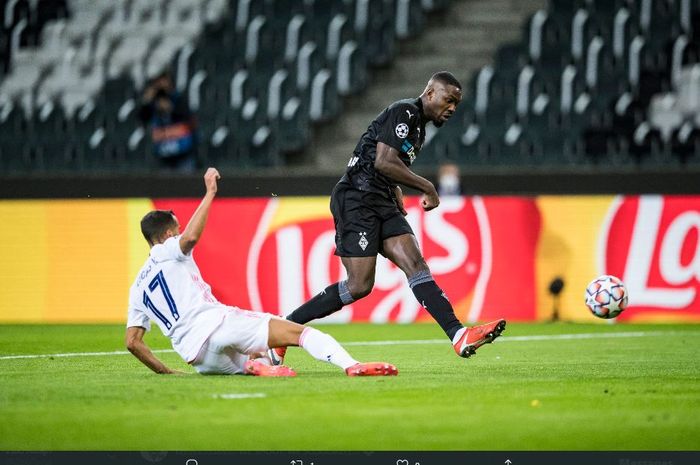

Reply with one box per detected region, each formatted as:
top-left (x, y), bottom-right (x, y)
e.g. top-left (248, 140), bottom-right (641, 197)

top-left (269, 318), bottom-right (304, 347)
top-left (353, 287), bottom-right (372, 299)
top-left (348, 278), bottom-right (374, 299)
top-left (403, 259), bottom-right (429, 277)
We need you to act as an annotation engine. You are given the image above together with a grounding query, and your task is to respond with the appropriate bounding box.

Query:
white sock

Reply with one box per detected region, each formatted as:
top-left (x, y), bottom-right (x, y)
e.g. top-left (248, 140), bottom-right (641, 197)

top-left (299, 327), bottom-right (358, 370)
top-left (451, 327), bottom-right (467, 344)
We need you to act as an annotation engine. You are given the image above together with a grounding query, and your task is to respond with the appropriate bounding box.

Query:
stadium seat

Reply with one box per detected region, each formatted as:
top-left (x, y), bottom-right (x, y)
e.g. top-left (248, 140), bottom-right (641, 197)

top-left (250, 124), bottom-right (279, 166)
top-left (354, 0), bottom-right (396, 66)
top-left (628, 121), bottom-right (663, 164)
top-left (325, 13), bottom-right (353, 63)
top-left (284, 14), bottom-right (312, 66)
top-left (671, 122), bottom-right (700, 164)
top-left (295, 41), bottom-right (322, 97)
top-left (495, 43), bottom-right (527, 78)
top-left (124, 125), bottom-right (152, 169)
top-left (277, 96), bottom-right (309, 154)
top-left (309, 68), bottom-right (339, 123)
top-left (34, 100), bottom-right (66, 139)
top-left (336, 40), bottom-right (366, 96)
top-left (0, 102), bottom-right (29, 172)
top-left (203, 124), bottom-right (239, 167)
top-left (395, 0), bottom-right (424, 40)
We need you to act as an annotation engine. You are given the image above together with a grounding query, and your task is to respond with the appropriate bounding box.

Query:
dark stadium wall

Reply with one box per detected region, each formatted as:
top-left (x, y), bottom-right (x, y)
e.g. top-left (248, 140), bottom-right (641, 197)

top-left (1, 169), bottom-right (700, 198)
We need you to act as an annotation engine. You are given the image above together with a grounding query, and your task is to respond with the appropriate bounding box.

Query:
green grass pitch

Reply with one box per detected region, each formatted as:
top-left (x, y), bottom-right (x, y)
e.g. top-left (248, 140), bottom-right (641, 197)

top-left (0, 322), bottom-right (698, 451)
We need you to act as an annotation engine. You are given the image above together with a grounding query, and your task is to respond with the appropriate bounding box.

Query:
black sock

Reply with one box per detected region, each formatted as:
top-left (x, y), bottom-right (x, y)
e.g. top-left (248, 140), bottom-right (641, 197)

top-left (286, 283), bottom-right (346, 324)
top-left (411, 279), bottom-right (463, 340)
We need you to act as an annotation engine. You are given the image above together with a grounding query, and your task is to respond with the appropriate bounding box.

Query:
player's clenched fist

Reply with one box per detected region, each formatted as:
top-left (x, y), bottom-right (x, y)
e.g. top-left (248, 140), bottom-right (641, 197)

top-left (204, 167), bottom-right (220, 194)
top-left (420, 188), bottom-right (440, 211)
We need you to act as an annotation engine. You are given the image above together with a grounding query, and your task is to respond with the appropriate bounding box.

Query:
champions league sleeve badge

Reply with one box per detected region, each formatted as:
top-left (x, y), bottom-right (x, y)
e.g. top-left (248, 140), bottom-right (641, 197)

top-left (395, 123), bottom-right (409, 139)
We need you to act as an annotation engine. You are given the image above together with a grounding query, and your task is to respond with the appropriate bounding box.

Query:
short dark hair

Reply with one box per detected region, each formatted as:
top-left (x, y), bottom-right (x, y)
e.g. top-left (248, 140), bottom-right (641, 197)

top-left (430, 71), bottom-right (462, 90)
top-left (140, 210), bottom-right (176, 245)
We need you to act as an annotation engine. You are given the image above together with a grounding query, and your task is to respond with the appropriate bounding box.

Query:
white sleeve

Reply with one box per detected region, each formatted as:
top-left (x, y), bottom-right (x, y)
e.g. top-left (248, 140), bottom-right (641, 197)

top-left (127, 305), bottom-right (151, 331)
top-left (152, 236), bottom-right (191, 262)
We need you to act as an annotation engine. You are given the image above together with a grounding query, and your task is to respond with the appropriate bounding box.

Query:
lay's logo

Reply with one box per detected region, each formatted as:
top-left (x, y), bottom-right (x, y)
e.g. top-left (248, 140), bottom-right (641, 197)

top-left (602, 195), bottom-right (700, 318)
top-left (246, 197), bottom-right (490, 323)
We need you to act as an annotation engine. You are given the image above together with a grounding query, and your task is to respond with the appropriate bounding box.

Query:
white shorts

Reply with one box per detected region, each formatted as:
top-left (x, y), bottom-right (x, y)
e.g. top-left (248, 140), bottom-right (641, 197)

top-left (192, 308), bottom-right (272, 375)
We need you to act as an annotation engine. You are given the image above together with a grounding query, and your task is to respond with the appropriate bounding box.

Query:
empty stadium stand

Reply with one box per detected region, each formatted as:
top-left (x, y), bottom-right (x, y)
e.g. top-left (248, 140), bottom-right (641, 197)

top-left (0, 0), bottom-right (698, 176)
top-left (420, 0), bottom-right (700, 168)
top-left (0, 0), bottom-right (452, 173)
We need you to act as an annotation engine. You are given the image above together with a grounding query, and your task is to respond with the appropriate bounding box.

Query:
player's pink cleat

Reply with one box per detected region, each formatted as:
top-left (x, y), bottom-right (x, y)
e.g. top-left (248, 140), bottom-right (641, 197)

top-left (244, 359), bottom-right (296, 377)
top-left (267, 347), bottom-right (287, 366)
top-left (345, 362), bottom-right (398, 377)
top-left (453, 319), bottom-right (506, 358)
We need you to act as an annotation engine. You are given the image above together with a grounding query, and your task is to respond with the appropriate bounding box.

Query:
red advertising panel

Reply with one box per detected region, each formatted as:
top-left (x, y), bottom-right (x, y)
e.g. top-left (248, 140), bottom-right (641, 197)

top-left (153, 196), bottom-right (540, 322)
top-left (1, 195), bottom-right (697, 323)
top-left (602, 195), bottom-right (700, 320)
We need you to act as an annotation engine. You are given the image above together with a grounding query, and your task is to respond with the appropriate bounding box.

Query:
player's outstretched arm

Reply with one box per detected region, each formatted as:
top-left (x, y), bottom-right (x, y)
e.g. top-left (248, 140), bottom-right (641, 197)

top-left (375, 142), bottom-right (439, 211)
top-left (125, 327), bottom-right (184, 374)
top-left (179, 167), bottom-right (221, 255)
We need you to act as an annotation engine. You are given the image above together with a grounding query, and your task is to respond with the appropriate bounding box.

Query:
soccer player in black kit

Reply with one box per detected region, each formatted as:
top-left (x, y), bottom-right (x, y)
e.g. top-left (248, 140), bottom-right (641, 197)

top-left (269, 72), bottom-right (506, 369)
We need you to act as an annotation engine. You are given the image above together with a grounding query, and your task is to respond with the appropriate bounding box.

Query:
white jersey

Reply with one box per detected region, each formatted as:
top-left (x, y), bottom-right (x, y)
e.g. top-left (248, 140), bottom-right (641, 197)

top-left (127, 236), bottom-right (228, 363)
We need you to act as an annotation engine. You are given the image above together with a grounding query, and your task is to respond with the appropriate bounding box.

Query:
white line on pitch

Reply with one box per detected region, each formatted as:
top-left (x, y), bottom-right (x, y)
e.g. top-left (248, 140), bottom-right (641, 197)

top-left (214, 393), bottom-right (267, 400)
top-left (0, 348), bottom-right (175, 360)
top-left (342, 330), bottom-right (677, 346)
top-left (0, 331), bottom-right (684, 361)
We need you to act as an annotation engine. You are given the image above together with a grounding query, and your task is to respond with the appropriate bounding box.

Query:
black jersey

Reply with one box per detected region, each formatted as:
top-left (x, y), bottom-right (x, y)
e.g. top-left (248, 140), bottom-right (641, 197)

top-left (340, 97), bottom-right (427, 197)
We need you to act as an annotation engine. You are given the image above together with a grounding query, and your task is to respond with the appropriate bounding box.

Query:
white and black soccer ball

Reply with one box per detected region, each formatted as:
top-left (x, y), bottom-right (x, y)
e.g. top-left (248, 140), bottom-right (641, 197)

top-left (584, 275), bottom-right (629, 319)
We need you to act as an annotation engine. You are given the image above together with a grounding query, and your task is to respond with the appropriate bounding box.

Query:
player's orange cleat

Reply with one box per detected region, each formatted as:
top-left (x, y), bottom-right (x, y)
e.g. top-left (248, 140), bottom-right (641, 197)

top-left (453, 319), bottom-right (506, 358)
top-left (244, 359), bottom-right (296, 377)
top-left (267, 347), bottom-right (287, 366)
top-left (345, 362), bottom-right (398, 377)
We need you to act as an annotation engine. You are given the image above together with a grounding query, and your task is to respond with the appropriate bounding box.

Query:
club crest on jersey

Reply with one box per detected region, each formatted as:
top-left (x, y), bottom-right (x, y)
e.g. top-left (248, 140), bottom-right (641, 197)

top-left (358, 232), bottom-right (369, 251)
top-left (395, 123), bottom-right (409, 139)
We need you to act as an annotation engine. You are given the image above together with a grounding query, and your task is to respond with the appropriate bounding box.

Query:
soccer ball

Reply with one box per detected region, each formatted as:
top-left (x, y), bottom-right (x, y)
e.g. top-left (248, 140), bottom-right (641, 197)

top-left (584, 275), bottom-right (629, 319)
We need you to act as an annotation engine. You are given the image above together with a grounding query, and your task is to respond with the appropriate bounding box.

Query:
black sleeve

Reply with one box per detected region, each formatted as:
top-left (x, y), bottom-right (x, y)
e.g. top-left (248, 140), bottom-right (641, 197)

top-left (376, 103), bottom-right (418, 153)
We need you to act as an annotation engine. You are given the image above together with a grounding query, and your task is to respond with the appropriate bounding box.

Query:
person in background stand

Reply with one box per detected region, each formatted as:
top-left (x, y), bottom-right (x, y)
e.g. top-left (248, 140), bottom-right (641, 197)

top-left (139, 71), bottom-right (198, 173)
top-left (437, 162), bottom-right (462, 196)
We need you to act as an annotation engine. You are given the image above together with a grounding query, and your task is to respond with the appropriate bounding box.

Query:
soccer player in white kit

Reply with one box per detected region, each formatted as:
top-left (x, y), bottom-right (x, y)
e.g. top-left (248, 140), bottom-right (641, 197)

top-left (125, 167), bottom-right (398, 377)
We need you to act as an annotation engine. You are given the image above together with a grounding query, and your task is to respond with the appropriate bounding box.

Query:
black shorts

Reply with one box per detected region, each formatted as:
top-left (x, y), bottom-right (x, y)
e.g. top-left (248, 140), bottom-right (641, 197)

top-left (330, 182), bottom-right (414, 257)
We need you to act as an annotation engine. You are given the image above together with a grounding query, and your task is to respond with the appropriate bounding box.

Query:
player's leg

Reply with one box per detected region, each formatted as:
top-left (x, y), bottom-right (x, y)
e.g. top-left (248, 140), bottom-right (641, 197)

top-left (270, 256), bottom-right (376, 365)
top-left (285, 185), bottom-right (380, 326)
top-left (382, 233), bottom-right (506, 357)
top-left (261, 317), bottom-right (397, 376)
top-left (193, 344), bottom-right (249, 375)
top-left (285, 256), bottom-right (376, 325)
top-left (192, 310), bottom-right (275, 375)
top-left (382, 233), bottom-right (463, 339)
top-left (191, 317), bottom-right (297, 377)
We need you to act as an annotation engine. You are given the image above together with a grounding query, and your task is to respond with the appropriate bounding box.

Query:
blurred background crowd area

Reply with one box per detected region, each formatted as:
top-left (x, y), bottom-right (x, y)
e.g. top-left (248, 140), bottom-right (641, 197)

top-left (0, 0), bottom-right (699, 176)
